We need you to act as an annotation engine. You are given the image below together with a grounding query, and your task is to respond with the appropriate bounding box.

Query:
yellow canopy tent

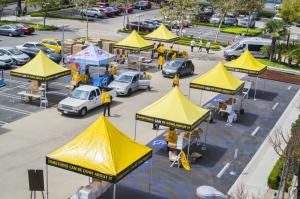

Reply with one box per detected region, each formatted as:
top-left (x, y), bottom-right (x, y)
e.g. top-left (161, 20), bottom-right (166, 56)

top-left (10, 51), bottom-right (70, 81)
top-left (225, 50), bottom-right (267, 99)
top-left (114, 30), bottom-right (154, 51)
top-left (145, 24), bottom-right (179, 42)
top-left (190, 62), bottom-right (244, 96)
top-left (46, 115), bottom-right (152, 198)
top-left (135, 87), bottom-right (209, 135)
top-left (225, 50), bottom-right (267, 75)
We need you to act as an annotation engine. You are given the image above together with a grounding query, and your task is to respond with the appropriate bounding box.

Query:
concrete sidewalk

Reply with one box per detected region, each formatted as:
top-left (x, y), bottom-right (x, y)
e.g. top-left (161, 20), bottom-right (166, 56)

top-left (228, 89), bottom-right (300, 198)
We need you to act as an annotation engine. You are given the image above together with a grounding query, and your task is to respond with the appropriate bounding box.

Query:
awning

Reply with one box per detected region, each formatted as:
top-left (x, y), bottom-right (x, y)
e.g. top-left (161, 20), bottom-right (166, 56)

top-left (145, 24), bottom-right (179, 42)
top-left (225, 50), bottom-right (267, 75)
top-left (136, 87), bottom-right (209, 130)
top-left (10, 51), bottom-right (70, 81)
top-left (66, 44), bottom-right (115, 66)
top-left (46, 115), bottom-right (152, 183)
top-left (190, 62), bottom-right (244, 95)
top-left (114, 30), bottom-right (154, 51)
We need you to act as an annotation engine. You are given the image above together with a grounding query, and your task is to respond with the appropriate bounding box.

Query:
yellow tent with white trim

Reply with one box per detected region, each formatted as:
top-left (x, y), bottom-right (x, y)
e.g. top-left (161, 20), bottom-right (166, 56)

top-left (114, 30), bottom-right (154, 51)
top-left (10, 51), bottom-right (70, 81)
top-left (225, 50), bottom-right (267, 75)
top-left (145, 24), bottom-right (179, 42)
top-left (136, 86), bottom-right (209, 131)
top-left (190, 62), bottom-right (244, 95)
top-left (46, 115), bottom-right (152, 183)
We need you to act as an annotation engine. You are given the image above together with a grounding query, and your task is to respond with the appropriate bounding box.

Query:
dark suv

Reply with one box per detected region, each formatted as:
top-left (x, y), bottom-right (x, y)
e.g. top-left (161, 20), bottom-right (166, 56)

top-left (162, 58), bottom-right (194, 77)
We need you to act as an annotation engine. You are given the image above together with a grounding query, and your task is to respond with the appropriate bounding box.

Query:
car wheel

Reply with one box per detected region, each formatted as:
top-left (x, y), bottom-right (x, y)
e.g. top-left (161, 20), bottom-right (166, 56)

top-left (147, 86), bottom-right (151, 91)
top-left (127, 89), bottom-right (132, 96)
top-left (190, 69), bottom-right (194, 75)
top-left (94, 14), bottom-right (98, 18)
top-left (229, 55), bottom-right (236, 61)
top-left (12, 59), bottom-right (17, 65)
top-left (80, 107), bottom-right (87, 116)
top-left (8, 33), bottom-right (13, 37)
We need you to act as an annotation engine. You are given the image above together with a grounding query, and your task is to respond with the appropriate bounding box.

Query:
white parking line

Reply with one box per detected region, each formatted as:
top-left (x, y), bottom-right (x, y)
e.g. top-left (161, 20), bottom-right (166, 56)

top-left (0, 121), bottom-right (8, 125)
top-left (0, 105), bottom-right (31, 115)
top-left (0, 93), bottom-right (21, 99)
top-left (288, 86), bottom-right (292, 90)
top-left (0, 84), bottom-right (29, 93)
top-left (272, 102), bottom-right (279, 110)
top-left (251, 126), bottom-right (260, 136)
top-left (217, 163), bottom-right (230, 178)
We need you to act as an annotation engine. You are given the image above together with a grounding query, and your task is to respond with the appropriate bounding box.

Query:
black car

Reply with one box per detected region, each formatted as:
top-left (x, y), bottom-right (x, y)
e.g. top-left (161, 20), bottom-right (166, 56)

top-left (162, 58), bottom-right (194, 77)
top-left (16, 42), bottom-right (62, 63)
top-left (0, 24), bottom-right (23, 37)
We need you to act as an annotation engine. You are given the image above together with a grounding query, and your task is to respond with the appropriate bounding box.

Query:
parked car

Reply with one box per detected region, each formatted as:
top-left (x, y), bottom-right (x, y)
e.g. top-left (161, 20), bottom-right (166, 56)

top-left (209, 14), bottom-right (222, 24)
top-left (238, 17), bottom-right (255, 28)
top-left (273, 14), bottom-right (282, 21)
top-left (40, 37), bottom-right (62, 54)
top-left (80, 8), bottom-right (105, 18)
top-left (224, 15), bottom-right (238, 26)
top-left (108, 70), bottom-right (151, 96)
top-left (195, 13), bottom-right (211, 22)
top-left (109, 6), bottom-right (122, 15)
top-left (117, 4), bottom-right (133, 13)
top-left (99, 7), bottom-right (114, 17)
top-left (0, 47), bottom-right (30, 65)
top-left (16, 42), bottom-right (62, 63)
top-left (250, 12), bottom-right (261, 21)
top-left (162, 58), bottom-right (194, 77)
top-left (16, 24), bottom-right (35, 35)
top-left (0, 50), bottom-right (13, 68)
top-left (58, 85), bottom-right (117, 116)
top-left (126, 21), bottom-right (155, 32)
top-left (0, 24), bottom-right (23, 37)
top-left (204, 6), bottom-right (213, 14)
top-left (135, 1), bottom-right (151, 10)
top-left (224, 37), bottom-right (271, 60)
top-left (143, 19), bottom-right (160, 28)
top-left (95, 2), bottom-right (109, 7)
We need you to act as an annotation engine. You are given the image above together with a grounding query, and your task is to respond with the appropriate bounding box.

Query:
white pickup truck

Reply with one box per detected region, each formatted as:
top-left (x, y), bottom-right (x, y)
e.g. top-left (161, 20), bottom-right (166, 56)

top-left (58, 85), bottom-right (117, 116)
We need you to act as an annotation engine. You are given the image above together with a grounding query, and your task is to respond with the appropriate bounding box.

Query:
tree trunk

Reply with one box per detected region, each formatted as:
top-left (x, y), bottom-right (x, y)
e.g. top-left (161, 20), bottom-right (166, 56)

top-left (214, 14), bottom-right (225, 43)
top-left (17, 0), bottom-right (22, 11)
top-left (124, 1), bottom-right (128, 29)
top-left (286, 28), bottom-right (290, 47)
top-left (86, 2), bottom-right (89, 40)
top-left (270, 37), bottom-right (276, 61)
top-left (246, 12), bottom-right (251, 33)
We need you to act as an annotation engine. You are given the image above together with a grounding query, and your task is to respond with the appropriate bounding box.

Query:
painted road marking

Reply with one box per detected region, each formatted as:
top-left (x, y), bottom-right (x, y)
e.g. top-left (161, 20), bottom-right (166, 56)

top-left (0, 93), bottom-right (21, 99)
top-left (251, 126), bottom-right (260, 136)
top-left (0, 105), bottom-right (31, 115)
top-left (0, 121), bottom-right (8, 125)
top-left (288, 86), bottom-right (292, 90)
top-left (217, 163), bottom-right (230, 178)
top-left (272, 102), bottom-right (279, 110)
top-left (0, 84), bottom-right (29, 94)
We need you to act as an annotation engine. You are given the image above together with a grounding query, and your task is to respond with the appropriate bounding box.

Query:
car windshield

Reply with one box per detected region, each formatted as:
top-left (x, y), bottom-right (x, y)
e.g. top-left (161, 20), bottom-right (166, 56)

top-left (169, 60), bottom-right (183, 68)
top-left (71, 89), bottom-right (89, 100)
top-left (231, 42), bottom-right (241, 49)
top-left (116, 75), bottom-right (133, 83)
top-left (8, 48), bottom-right (23, 55)
top-left (35, 43), bottom-right (45, 48)
top-left (41, 48), bottom-right (53, 54)
top-left (56, 41), bottom-right (61, 46)
top-left (0, 51), bottom-right (5, 56)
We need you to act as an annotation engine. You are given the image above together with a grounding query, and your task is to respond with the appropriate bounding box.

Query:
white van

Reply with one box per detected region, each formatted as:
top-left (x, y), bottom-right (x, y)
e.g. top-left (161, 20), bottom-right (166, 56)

top-left (224, 37), bottom-right (271, 60)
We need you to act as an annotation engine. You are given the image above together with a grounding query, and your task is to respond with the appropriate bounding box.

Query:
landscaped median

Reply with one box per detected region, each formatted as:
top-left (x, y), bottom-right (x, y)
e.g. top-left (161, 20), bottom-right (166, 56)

top-left (117, 29), bottom-right (222, 49)
top-left (0, 20), bottom-right (58, 31)
top-left (258, 59), bottom-right (300, 72)
top-left (192, 21), bottom-right (263, 36)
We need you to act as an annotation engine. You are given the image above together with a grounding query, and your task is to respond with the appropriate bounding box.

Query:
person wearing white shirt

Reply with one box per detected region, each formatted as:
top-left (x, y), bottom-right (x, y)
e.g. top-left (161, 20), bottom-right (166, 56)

top-left (191, 39), bottom-right (196, 52)
top-left (198, 39), bottom-right (203, 52)
top-left (206, 41), bottom-right (211, 54)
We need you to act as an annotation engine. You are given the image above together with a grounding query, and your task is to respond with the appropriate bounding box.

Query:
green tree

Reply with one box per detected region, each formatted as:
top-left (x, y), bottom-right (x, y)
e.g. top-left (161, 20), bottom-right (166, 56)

top-left (263, 19), bottom-right (288, 61)
top-left (0, 0), bottom-right (10, 21)
top-left (213, 0), bottom-right (238, 42)
top-left (160, 0), bottom-right (197, 36)
top-left (108, 0), bottom-right (138, 29)
top-left (25, 0), bottom-right (61, 27)
top-left (71, 0), bottom-right (97, 39)
top-left (280, 0), bottom-right (300, 46)
top-left (236, 0), bottom-right (264, 33)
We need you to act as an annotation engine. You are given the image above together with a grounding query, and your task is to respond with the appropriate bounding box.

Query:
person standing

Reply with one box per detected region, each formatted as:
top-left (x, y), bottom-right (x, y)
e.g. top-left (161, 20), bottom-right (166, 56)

top-left (190, 39), bottom-right (196, 52)
top-left (206, 41), bottom-right (211, 54)
top-left (101, 89), bottom-right (111, 117)
top-left (158, 55), bottom-right (164, 70)
top-left (172, 74), bottom-right (179, 87)
top-left (198, 39), bottom-right (203, 52)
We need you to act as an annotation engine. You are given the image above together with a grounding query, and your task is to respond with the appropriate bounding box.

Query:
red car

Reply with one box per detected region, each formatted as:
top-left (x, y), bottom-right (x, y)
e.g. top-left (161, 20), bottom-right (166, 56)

top-left (117, 4), bottom-right (133, 13)
top-left (99, 7), bottom-right (114, 17)
top-left (16, 24), bottom-right (35, 35)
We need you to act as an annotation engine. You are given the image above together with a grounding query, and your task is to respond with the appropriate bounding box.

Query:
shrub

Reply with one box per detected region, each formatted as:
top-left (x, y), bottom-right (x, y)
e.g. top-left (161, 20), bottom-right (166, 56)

top-left (30, 12), bottom-right (91, 21)
top-left (221, 27), bottom-right (263, 36)
top-left (259, 10), bottom-right (276, 18)
top-left (268, 157), bottom-right (284, 189)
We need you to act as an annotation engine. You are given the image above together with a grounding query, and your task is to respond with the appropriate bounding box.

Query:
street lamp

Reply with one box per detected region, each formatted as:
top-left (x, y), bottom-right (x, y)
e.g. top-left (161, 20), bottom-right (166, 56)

top-left (59, 24), bottom-right (69, 64)
top-left (136, 13), bottom-right (144, 32)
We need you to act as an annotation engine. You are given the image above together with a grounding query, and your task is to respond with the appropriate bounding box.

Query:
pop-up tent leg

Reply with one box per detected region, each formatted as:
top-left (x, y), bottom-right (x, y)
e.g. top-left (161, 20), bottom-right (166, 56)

top-left (46, 165), bottom-right (49, 199)
top-left (199, 90), bottom-right (203, 106)
top-left (134, 120), bottom-right (137, 141)
top-left (188, 87), bottom-right (191, 99)
top-left (149, 159), bottom-right (152, 193)
top-left (253, 75), bottom-right (259, 100)
top-left (113, 184), bottom-right (116, 199)
top-left (187, 132), bottom-right (191, 160)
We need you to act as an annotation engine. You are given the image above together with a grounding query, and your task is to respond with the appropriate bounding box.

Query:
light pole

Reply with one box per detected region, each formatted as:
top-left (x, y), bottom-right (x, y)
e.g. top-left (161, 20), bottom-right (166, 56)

top-left (136, 13), bottom-right (144, 32)
top-left (61, 24), bottom-right (69, 64)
